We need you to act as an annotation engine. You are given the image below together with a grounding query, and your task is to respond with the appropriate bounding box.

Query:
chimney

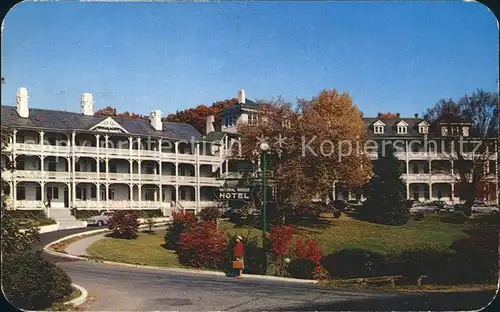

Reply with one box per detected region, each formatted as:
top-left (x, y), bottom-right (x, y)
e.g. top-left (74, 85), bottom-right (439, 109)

top-left (81, 93), bottom-right (94, 116)
top-left (206, 115), bottom-right (215, 134)
top-left (150, 110), bottom-right (162, 131)
top-left (237, 88), bottom-right (246, 104)
top-left (16, 87), bottom-right (29, 118)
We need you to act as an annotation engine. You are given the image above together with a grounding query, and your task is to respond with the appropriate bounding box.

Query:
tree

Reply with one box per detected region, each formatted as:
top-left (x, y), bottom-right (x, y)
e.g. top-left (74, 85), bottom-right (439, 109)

top-left (94, 106), bottom-right (145, 120)
top-left (360, 145), bottom-right (409, 225)
top-left (165, 98), bottom-right (238, 133)
top-left (424, 90), bottom-right (499, 207)
top-left (236, 89), bottom-right (372, 220)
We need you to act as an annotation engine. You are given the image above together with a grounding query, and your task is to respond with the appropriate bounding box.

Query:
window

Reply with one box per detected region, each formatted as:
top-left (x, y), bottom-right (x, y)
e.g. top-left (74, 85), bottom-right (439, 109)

top-left (451, 127), bottom-right (460, 136)
top-left (109, 163), bottom-right (117, 173)
top-left (397, 126), bottom-right (407, 134)
top-left (181, 188), bottom-right (186, 199)
top-left (17, 186), bottom-right (26, 200)
top-left (108, 189), bottom-right (115, 200)
top-left (462, 127), bottom-right (469, 137)
top-left (36, 186), bottom-right (41, 200)
top-left (16, 135), bottom-right (24, 143)
top-left (145, 188), bottom-right (155, 201)
top-left (16, 159), bottom-right (25, 170)
top-left (91, 186), bottom-right (97, 198)
top-left (145, 165), bottom-right (155, 174)
top-left (76, 187), bottom-right (82, 199)
top-left (441, 126), bottom-right (448, 136)
top-left (75, 161), bottom-right (80, 172)
top-left (46, 186), bottom-right (58, 199)
top-left (48, 160), bottom-right (56, 171)
top-left (99, 160), bottom-right (105, 173)
top-left (419, 126), bottom-right (428, 134)
top-left (374, 126), bottom-right (384, 134)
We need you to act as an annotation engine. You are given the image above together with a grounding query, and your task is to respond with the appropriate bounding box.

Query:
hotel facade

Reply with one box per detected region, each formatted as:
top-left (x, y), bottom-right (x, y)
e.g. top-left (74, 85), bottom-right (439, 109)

top-left (1, 88), bottom-right (225, 223)
top-left (1, 88), bottom-right (498, 224)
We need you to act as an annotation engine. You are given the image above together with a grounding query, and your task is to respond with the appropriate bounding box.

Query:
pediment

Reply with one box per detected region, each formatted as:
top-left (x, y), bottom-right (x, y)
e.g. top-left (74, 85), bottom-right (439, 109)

top-left (417, 120), bottom-right (429, 126)
top-left (396, 120), bottom-right (408, 126)
top-left (373, 120), bottom-right (385, 126)
top-left (89, 117), bottom-right (129, 133)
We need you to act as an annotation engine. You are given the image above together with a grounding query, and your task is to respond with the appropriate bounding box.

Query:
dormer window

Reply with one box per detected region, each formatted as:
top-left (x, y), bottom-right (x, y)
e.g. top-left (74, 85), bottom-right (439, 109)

top-left (462, 126), bottom-right (469, 137)
top-left (396, 120), bottom-right (408, 134)
top-left (419, 125), bottom-right (428, 134)
top-left (373, 120), bottom-right (385, 134)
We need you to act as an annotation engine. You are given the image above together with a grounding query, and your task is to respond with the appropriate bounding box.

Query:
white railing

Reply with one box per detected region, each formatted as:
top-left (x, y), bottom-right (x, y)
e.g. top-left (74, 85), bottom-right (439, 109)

top-left (108, 173), bottom-right (133, 181)
top-left (73, 146), bottom-right (99, 154)
top-left (199, 177), bottom-right (222, 185)
top-left (141, 150), bottom-right (160, 157)
top-left (178, 176), bottom-right (196, 183)
top-left (14, 170), bottom-right (70, 180)
top-left (44, 144), bottom-right (71, 153)
top-left (45, 171), bottom-right (70, 179)
top-left (198, 201), bottom-right (219, 208)
top-left (178, 153), bottom-right (196, 162)
top-left (178, 200), bottom-right (197, 209)
top-left (141, 174), bottom-right (160, 182)
top-left (73, 200), bottom-right (100, 209)
top-left (74, 172), bottom-right (97, 179)
top-left (160, 175), bottom-right (177, 183)
top-left (107, 148), bottom-right (130, 157)
top-left (16, 200), bottom-right (43, 209)
top-left (198, 155), bottom-right (220, 162)
top-left (402, 174), bottom-right (430, 182)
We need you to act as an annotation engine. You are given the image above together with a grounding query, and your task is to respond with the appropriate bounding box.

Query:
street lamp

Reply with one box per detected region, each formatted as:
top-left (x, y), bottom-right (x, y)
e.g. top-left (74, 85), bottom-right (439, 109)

top-left (260, 142), bottom-right (269, 274)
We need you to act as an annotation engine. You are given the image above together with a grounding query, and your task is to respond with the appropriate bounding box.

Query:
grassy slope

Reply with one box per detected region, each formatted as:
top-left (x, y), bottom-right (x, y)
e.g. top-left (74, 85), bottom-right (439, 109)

top-left (88, 215), bottom-right (470, 267)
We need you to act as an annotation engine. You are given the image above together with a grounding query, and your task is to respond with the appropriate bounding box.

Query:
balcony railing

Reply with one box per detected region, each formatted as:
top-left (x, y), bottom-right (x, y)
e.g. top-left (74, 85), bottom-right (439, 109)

top-left (178, 176), bottom-right (196, 183)
top-left (15, 200), bottom-right (43, 209)
top-left (14, 170), bottom-right (70, 180)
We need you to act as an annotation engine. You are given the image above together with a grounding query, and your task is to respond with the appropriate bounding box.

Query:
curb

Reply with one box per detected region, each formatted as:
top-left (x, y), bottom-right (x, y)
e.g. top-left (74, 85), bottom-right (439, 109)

top-left (64, 283), bottom-right (88, 306)
top-left (43, 229), bottom-right (319, 285)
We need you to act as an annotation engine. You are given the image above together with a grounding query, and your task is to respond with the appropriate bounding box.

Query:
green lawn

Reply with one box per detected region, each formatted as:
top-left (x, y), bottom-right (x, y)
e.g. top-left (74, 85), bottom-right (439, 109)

top-left (87, 231), bottom-right (181, 268)
top-left (296, 214), bottom-right (470, 254)
top-left (87, 215), bottom-right (471, 269)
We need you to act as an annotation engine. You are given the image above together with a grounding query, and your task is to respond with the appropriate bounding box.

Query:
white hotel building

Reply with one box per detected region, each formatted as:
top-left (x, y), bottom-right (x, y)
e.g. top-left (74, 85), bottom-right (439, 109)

top-left (1, 88), bottom-right (226, 222)
top-left (1, 87), bottom-right (498, 225)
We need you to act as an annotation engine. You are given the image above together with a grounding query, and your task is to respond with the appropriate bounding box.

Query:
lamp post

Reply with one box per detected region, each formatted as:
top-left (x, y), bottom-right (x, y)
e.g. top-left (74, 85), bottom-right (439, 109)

top-left (260, 142), bottom-right (269, 275)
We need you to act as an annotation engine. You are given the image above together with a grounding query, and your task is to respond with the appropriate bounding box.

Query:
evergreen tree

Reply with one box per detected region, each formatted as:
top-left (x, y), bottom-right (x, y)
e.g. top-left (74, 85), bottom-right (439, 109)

top-left (361, 145), bottom-right (409, 225)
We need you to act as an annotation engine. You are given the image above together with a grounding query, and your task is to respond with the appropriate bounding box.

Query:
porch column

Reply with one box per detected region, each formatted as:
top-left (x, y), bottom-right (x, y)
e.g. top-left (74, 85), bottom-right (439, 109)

top-left (13, 182), bottom-right (17, 209)
top-left (40, 182), bottom-right (45, 207)
top-left (40, 155), bottom-right (44, 172)
top-left (159, 161), bottom-right (163, 202)
top-left (105, 183), bottom-right (109, 206)
top-left (96, 134), bottom-right (101, 182)
top-left (71, 132), bottom-right (76, 208)
top-left (96, 183), bottom-right (100, 209)
top-left (332, 182), bottom-right (336, 201)
top-left (138, 184), bottom-right (142, 209)
top-left (129, 184), bottom-right (133, 201)
top-left (39, 131), bottom-right (44, 146)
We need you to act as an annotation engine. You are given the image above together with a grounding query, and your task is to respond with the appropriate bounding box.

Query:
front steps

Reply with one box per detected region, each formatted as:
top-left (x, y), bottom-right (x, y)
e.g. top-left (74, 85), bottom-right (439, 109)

top-left (47, 208), bottom-right (87, 230)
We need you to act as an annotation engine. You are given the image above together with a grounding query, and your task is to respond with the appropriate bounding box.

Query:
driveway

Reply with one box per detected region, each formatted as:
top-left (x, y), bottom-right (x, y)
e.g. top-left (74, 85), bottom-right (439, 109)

top-left (36, 228), bottom-right (497, 311)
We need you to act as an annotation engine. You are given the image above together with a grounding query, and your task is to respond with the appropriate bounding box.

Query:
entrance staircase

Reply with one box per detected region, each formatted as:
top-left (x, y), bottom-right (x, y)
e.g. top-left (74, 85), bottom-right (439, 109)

top-left (47, 208), bottom-right (87, 230)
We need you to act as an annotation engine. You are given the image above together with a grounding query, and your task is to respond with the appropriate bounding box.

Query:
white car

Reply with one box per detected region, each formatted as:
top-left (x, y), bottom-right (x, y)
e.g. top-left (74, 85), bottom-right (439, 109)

top-left (87, 211), bottom-right (115, 226)
top-left (471, 202), bottom-right (499, 215)
top-left (409, 203), bottom-right (440, 214)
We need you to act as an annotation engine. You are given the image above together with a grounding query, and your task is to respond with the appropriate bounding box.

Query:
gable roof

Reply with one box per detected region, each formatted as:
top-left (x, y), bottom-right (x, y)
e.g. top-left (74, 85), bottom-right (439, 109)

top-left (89, 116), bottom-right (129, 133)
top-left (218, 98), bottom-right (260, 116)
top-left (1, 105), bottom-right (202, 141)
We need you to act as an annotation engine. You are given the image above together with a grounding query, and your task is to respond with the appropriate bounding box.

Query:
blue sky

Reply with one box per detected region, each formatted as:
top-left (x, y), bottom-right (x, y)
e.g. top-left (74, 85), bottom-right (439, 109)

top-left (1, 1), bottom-right (498, 117)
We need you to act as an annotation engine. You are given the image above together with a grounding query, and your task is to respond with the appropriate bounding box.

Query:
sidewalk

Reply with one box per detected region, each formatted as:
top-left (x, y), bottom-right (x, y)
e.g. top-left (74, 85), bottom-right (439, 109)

top-left (64, 233), bottom-right (107, 257)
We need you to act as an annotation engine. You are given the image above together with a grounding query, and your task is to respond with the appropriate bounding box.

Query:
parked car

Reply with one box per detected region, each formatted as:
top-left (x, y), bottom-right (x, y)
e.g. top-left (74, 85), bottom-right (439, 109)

top-left (429, 200), bottom-right (453, 211)
top-left (453, 204), bottom-right (469, 214)
top-left (87, 211), bottom-right (115, 226)
top-left (409, 202), bottom-right (441, 214)
top-left (471, 201), bottom-right (499, 215)
top-left (347, 200), bottom-right (363, 209)
top-left (406, 199), bottom-right (422, 208)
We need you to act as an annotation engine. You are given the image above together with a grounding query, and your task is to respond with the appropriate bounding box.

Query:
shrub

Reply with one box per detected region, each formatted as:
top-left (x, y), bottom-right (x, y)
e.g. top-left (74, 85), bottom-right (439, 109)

top-left (229, 211), bottom-right (243, 224)
top-left (412, 212), bottom-right (425, 221)
top-left (108, 210), bottom-right (140, 239)
top-left (269, 225), bottom-right (296, 276)
top-left (70, 209), bottom-right (102, 220)
top-left (4, 210), bottom-right (47, 220)
top-left (198, 206), bottom-right (221, 221)
top-left (2, 251), bottom-right (73, 310)
top-left (145, 217), bottom-right (155, 234)
top-left (321, 249), bottom-right (386, 279)
top-left (333, 209), bottom-right (341, 218)
top-left (439, 211), bottom-right (468, 224)
top-left (164, 211), bottom-right (197, 250)
top-left (291, 239), bottom-right (325, 279)
top-left (177, 221), bottom-right (228, 269)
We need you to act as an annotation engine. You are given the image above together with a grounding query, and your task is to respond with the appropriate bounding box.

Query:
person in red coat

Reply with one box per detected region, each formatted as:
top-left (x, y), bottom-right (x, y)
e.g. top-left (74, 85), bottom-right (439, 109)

top-left (234, 236), bottom-right (244, 278)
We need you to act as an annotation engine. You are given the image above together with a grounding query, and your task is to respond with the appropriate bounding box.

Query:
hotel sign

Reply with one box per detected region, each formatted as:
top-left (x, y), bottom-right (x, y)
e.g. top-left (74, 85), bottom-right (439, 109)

top-left (216, 187), bottom-right (254, 201)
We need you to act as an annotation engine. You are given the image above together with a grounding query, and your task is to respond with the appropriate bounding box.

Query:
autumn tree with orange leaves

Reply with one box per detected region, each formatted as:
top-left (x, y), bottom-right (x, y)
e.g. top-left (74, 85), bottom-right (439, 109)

top-left (236, 89), bottom-right (372, 220)
top-left (94, 106), bottom-right (145, 120)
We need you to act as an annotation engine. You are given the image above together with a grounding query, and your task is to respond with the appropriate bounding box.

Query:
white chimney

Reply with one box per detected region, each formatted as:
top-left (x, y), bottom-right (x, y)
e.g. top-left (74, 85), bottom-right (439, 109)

top-left (206, 115), bottom-right (215, 134)
top-left (150, 110), bottom-right (162, 131)
top-left (237, 89), bottom-right (246, 104)
top-left (81, 93), bottom-right (94, 116)
top-left (16, 87), bottom-right (29, 118)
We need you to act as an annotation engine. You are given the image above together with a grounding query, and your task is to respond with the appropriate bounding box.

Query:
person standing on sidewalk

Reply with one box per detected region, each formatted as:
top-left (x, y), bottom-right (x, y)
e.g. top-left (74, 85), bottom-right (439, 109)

top-left (233, 236), bottom-right (244, 279)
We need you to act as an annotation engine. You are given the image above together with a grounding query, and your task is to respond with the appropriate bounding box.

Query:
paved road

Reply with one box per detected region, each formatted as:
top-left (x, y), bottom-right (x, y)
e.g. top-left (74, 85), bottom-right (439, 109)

top-left (37, 228), bottom-right (497, 311)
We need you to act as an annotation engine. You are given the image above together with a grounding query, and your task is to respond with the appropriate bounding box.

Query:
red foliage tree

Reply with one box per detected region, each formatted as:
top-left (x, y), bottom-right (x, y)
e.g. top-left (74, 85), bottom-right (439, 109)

top-left (294, 239), bottom-right (326, 279)
top-left (269, 225), bottom-right (296, 257)
top-left (164, 210), bottom-right (197, 250)
top-left (108, 210), bottom-right (140, 239)
top-left (177, 221), bottom-right (228, 269)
